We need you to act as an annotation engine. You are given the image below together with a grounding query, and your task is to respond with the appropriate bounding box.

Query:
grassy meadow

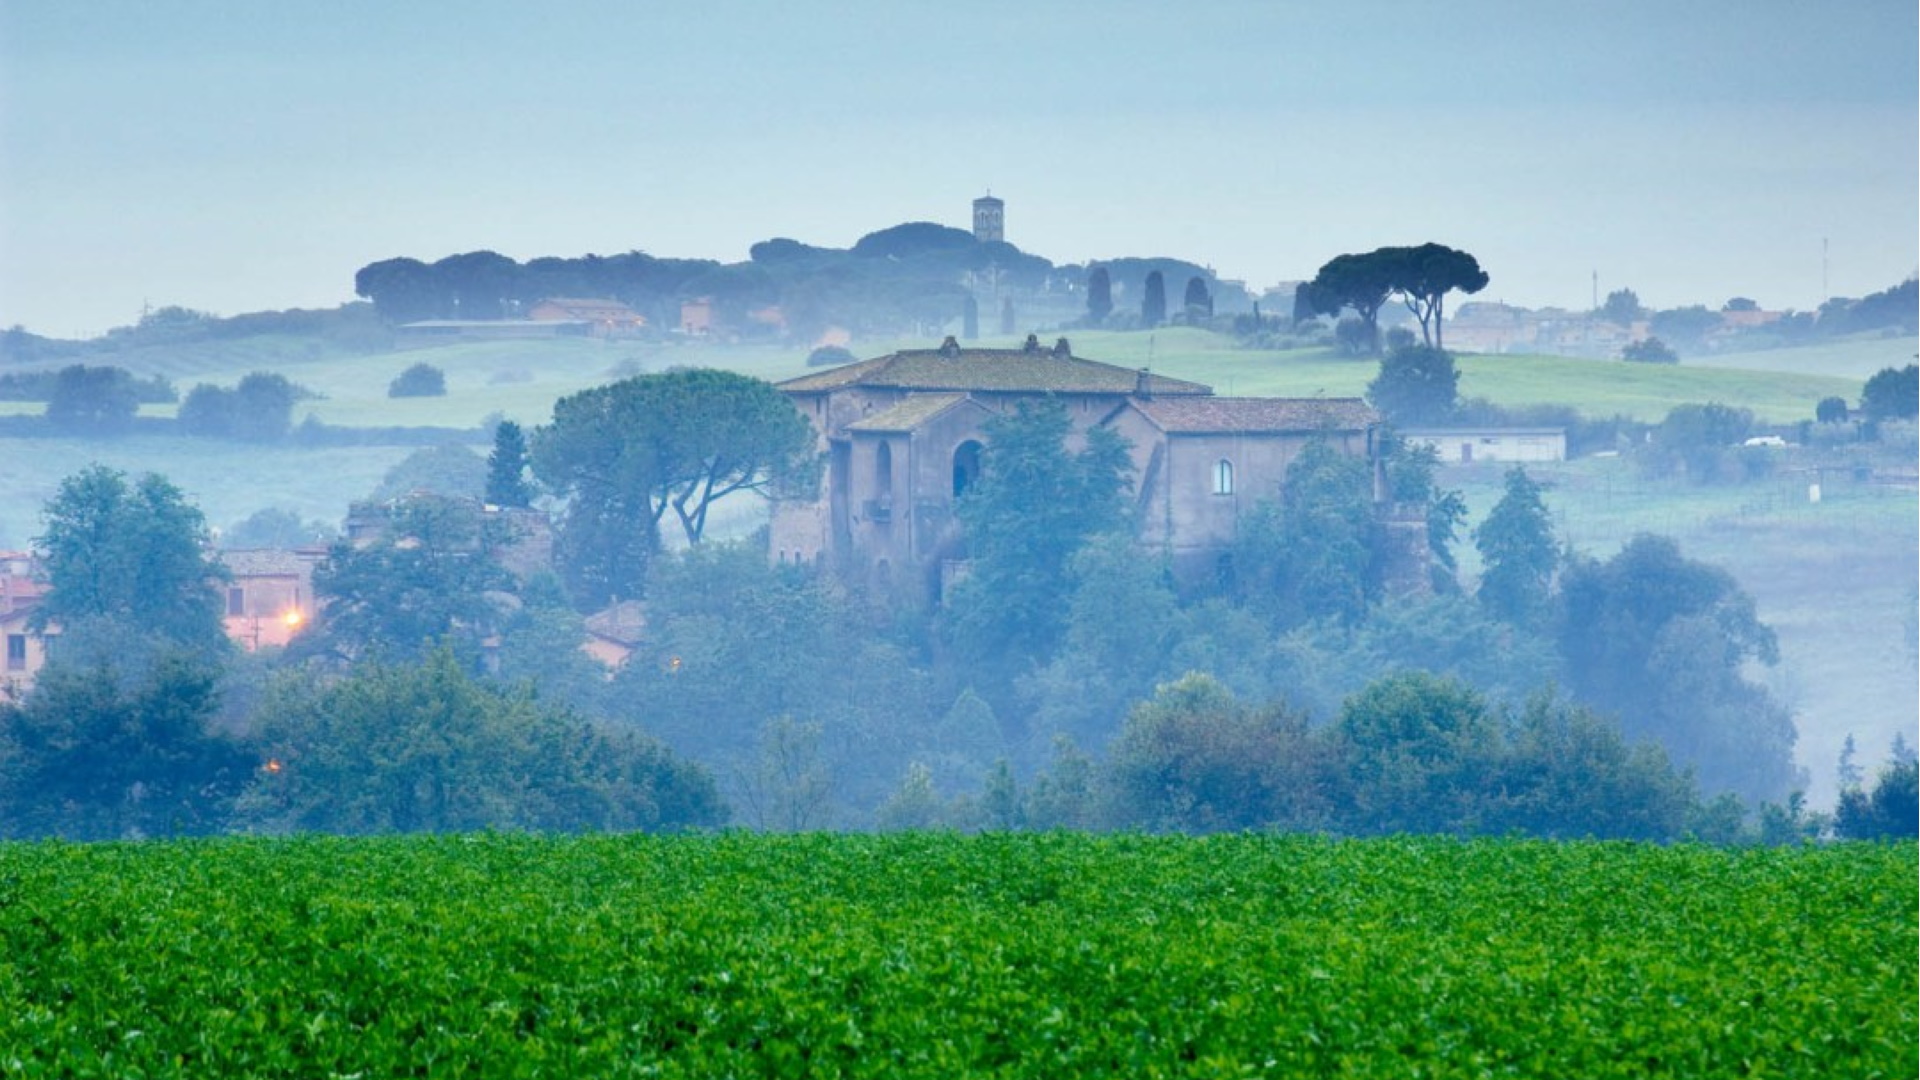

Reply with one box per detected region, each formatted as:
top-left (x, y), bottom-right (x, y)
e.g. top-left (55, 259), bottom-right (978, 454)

top-left (1, 832), bottom-right (1910, 1076)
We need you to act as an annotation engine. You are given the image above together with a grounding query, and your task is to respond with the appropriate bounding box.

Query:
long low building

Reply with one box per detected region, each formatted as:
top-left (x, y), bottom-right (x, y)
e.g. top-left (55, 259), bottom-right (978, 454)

top-left (1397, 426), bottom-right (1567, 464)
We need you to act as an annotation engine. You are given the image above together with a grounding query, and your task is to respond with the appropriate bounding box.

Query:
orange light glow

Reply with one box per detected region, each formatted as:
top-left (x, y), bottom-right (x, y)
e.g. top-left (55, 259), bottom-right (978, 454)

top-left (265, 758), bottom-right (283, 774)
top-left (282, 609), bottom-right (305, 629)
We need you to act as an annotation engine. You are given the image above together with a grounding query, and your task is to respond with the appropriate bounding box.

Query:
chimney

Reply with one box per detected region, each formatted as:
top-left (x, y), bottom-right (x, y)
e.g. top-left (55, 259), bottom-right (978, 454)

top-left (1052, 337), bottom-right (1071, 358)
top-left (1023, 333), bottom-right (1041, 354)
top-left (938, 335), bottom-right (960, 358)
top-left (1135, 368), bottom-right (1153, 399)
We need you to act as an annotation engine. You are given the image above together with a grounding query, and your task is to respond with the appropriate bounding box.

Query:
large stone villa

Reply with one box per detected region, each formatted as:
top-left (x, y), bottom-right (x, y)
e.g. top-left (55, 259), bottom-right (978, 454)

top-left (769, 335), bottom-right (1384, 598)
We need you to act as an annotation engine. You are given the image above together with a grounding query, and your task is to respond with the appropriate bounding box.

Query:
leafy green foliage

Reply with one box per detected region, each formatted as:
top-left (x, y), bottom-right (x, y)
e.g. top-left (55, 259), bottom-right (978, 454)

top-left (1558, 534), bottom-right (1799, 804)
top-left (0, 834), bottom-right (1908, 1075)
top-left (1367, 344), bottom-right (1459, 425)
top-left (533, 369), bottom-right (814, 606)
top-left (483, 420), bottom-right (535, 507)
top-left (32, 466), bottom-right (230, 653)
top-left (1621, 336), bottom-right (1679, 364)
top-left (1860, 363), bottom-right (1918, 421)
top-left (371, 442), bottom-right (489, 501)
top-left (1140, 269), bottom-right (1166, 327)
top-left (1104, 672), bottom-right (1330, 832)
top-left (1641, 402), bottom-right (1756, 482)
top-left (1474, 466), bottom-right (1557, 624)
top-left (240, 649), bottom-right (723, 834)
top-left (1085, 266), bottom-right (1112, 326)
top-left (1230, 437), bottom-right (1377, 629)
top-left (305, 496), bottom-right (514, 666)
top-left (945, 400), bottom-right (1132, 673)
top-left (180, 371), bottom-right (306, 441)
top-left (44, 363), bottom-right (140, 434)
top-left (0, 622), bottom-right (247, 839)
top-left (1836, 759), bottom-right (1919, 839)
top-left (387, 361), bottom-right (447, 398)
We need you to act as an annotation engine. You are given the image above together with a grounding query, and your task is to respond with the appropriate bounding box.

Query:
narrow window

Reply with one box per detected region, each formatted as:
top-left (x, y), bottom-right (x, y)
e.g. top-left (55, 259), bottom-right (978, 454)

top-left (227, 586), bottom-right (246, 616)
top-left (6, 634), bottom-right (25, 670)
top-left (875, 441), bottom-right (893, 498)
top-left (1214, 458), bottom-right (1234, 496)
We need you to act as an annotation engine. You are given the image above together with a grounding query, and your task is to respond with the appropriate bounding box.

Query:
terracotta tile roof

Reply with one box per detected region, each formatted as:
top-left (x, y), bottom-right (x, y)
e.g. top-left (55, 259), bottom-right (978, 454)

top-left (584, 599), bottom-right (647, 647)
top-left (844, 393), bottom-right (974, 433)
top-left (218, 548), bottom-right (321, 578)
top-left (1129, 397), bottom-right (1377, 434)
top-left (778, 346), bottom-right (1212, 396)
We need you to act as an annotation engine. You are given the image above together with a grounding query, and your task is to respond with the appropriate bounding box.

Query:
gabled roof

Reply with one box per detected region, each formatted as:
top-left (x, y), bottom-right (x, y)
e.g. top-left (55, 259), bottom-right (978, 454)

top-left (778, 345), bottom-right (1212, 397)
top-left (1125, 396), bottom-right (1377, 434)
top-left (845, 392), bottom-right (979, 433)
top-left (218, 548), bottom-right (323, 578)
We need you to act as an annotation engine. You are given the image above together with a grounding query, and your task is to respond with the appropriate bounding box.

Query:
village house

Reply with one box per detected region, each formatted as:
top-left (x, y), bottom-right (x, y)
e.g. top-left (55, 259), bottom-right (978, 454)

top-left (526, 297), bottom-right (647, 338)
top-left (218, 547), bottom-right (327, 651)
top-left (770, 336), bottom-right (1385, 596)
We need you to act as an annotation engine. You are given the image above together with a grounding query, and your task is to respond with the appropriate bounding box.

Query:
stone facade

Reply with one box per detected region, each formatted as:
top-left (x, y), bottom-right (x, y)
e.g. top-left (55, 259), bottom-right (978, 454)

top-left (771, 337), bottom-right (1382, 596)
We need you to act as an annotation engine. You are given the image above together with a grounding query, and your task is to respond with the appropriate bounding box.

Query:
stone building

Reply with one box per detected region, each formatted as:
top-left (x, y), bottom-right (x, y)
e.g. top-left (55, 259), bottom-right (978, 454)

top-left (770, 336), bottom-right (1382, 597)
top-left (972, 193), bottom-right (1005, 243)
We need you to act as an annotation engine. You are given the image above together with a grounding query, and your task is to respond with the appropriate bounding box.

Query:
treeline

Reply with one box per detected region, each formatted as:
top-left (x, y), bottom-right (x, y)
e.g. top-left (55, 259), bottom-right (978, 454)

top-left (0, 304), bottom-right (392, 364)
top-left (352, 225), bottom-right (1237, 342)
top-left (2, 377), bottom-right (1911, 843)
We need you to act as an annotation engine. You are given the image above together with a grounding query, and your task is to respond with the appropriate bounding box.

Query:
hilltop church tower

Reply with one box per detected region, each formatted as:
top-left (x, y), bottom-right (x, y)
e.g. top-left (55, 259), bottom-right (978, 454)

top-left (972, 193), bottom-right (1004, 243)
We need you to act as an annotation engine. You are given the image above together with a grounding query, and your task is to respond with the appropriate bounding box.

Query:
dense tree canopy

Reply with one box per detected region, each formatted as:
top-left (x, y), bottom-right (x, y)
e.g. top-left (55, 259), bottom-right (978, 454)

top-left (946, 400), bottom-right (1133, 672)
top-left (1860, 364), bottom-right (1918, 421)
top-left (241, 649), bottom-right (724, 834)
top-left (1141, 271), bottom-right (1167, 328)
top-left (1304, 253), bottom-right (1396, 353)
top-left (0, 626), bottom-right (247, 840)
top-left (306, 496), bottom-right (514, 667)
top-left (1391, 243), bottom-right (1488, 348)
top-left (1558, 534), bottom-right (1798, 804)
top-left (532, 370), bottom-right (815, 607)
top-left (45, 364), bottom-right (140, 434)
top-left (485, 420), bottom-right (536, 508)
top-left (1366, 344), bottom-right (1459, 426)
top-left (1085, 267), bottom-right (1113, 327)
top-left (1474, 467), bottom-right (1557, 625)
top-left (33, 466), bottom-right (230, 653)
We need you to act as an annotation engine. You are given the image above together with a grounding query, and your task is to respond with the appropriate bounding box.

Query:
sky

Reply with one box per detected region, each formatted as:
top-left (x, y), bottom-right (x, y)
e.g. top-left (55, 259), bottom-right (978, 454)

top-left (2, 0), bottom-right (1915, 339)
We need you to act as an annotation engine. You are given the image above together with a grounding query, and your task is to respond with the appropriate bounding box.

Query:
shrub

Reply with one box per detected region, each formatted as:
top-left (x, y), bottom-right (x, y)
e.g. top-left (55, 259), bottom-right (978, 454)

top-left (1622, 337), bottom-right (1679, 364)
top-left (807, 345), bottom-right (856, 368)
top-left (388, 362), bottom-right (447, 398)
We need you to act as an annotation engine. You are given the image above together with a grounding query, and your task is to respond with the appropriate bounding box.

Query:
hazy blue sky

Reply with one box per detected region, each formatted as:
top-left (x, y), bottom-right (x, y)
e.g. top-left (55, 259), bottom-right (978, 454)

top-left (3, 0), bottom-right (1915, 337)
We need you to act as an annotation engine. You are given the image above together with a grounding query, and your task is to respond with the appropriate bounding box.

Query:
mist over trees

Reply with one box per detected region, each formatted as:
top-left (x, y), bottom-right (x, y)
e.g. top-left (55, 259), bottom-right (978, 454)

top-left (0, 424), bottom-right (1894, 842)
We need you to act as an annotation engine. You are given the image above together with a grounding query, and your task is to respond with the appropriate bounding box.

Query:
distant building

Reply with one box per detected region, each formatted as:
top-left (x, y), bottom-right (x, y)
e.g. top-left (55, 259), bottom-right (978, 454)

top-left (526, 297), bottom-right (647, 338)
top-left (770, 335), bottom-right (1385, 595)
top-left (218, 547), bottom-right (327, 651)
top-left (680, 298), bottom-right (714, 336)
top-left (0, 551), bottom-right (50, 696)
top-left (972, 193), bottom-right (1004, 244)
top-left (1399, 427), bottom-right (1567, 464)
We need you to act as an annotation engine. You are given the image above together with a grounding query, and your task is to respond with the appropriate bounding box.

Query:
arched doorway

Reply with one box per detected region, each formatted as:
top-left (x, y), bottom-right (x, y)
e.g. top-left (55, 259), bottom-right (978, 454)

top-left (952, 440), bottom-right (983, 498)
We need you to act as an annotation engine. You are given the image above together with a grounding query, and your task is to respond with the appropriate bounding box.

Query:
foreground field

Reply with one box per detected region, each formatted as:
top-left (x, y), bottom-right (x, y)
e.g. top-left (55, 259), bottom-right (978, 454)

top-left (1, 833), bottom-right (1911, 1076)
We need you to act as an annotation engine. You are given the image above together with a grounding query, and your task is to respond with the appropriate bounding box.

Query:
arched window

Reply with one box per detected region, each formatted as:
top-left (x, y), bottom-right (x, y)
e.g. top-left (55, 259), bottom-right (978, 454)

top-left (953, 440), bottom-right (983, 498)
top-left (875, 441), bottom-right (893, 497)
top-left (1214, 458), bottom-right (1234, 495)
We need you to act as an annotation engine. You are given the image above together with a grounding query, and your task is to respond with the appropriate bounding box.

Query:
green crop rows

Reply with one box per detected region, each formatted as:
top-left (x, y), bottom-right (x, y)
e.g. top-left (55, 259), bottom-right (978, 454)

top-left (0, 833), bottom-right (1911, 1077)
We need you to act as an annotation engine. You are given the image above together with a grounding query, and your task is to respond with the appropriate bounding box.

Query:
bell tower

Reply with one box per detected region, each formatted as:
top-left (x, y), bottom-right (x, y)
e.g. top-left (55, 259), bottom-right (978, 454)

top-left (971, 192), bottom-right (1004, 243)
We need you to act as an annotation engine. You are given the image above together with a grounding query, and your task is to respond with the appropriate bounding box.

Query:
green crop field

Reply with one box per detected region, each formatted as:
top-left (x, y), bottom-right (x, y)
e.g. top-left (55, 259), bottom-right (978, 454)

top-left (0, 833), bottom-right (1910, 1077)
